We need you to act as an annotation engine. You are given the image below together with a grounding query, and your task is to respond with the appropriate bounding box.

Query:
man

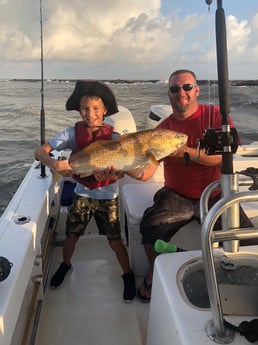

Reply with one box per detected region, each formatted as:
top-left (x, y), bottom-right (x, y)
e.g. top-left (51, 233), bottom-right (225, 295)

top-left (127, 69), bottom-right (253, 302)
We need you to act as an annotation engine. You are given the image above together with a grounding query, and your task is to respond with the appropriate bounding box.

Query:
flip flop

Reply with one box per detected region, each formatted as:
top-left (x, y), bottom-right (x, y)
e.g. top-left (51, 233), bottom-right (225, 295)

top-left (137, 277), bottom-right (152, 303)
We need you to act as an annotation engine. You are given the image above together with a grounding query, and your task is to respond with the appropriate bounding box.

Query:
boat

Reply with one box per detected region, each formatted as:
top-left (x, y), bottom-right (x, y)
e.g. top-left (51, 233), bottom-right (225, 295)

top-left (0, 104), bottom-right (144, 345)
top-left (1, 106), bottom-right (258, 345)
top-left (2, 1), bottom-right (258, 344)
top-left (147, 104), bottom-right (172, 129)
top-left (146, 0), bottom-right (258, 343)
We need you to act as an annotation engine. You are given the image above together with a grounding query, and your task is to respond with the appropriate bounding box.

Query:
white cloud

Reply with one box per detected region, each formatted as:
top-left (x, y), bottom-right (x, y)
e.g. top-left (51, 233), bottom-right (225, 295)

top-left (251, 13), bottom-right (258, 29)
top-left (225, 13), bottom-right (258, 78)
top-left (43, 1), bottom-right (178, 63)
top-left (0, 0), bottom-right (174, 64)
top-left (0, 0), bottom-right (257, 79)
top-left (227, 15), bottom-right (251, 53)
top-left (0, 0), bottom-right (200, 64)
top-left (0, 26), bottom-right (36, 60)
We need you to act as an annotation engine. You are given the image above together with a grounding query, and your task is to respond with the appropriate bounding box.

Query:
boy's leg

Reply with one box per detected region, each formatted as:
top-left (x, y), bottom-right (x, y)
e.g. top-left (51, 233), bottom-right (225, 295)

top-left (109, 239), bottom-right (136, 302)
top-left (108, 239), bottom-right (130, 273)
top-left (94, 198), bottom-right (127, 270)
top-left (50, 194), bottom-right (91, 289)
top-left (95, 198), bottom-right (136, 302)
top-left (63, 236), bottom-right (79, 265)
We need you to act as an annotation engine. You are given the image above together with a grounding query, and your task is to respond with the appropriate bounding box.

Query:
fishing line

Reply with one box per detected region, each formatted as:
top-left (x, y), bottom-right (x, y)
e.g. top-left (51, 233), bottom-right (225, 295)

top-left (206, 0), bottom-right (215, 128)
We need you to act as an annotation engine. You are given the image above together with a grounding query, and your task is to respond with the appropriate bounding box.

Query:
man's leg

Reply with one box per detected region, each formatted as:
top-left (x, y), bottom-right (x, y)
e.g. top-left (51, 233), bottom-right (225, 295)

top-left (137, 187), bottom-right (195, 302)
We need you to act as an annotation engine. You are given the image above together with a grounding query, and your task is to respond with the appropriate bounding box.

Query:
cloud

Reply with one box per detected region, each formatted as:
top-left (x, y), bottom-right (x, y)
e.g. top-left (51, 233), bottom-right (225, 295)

top-left (0, 0), bottom-right (257, 79)
top-left (252, 13), bottom-right (258, 29)
top-left (225, 13), bottom-right (258, 77)
top-left (227, 15), bottom-right (251, 53)
top-left (250, 14), bottom-right (258, 61)
top-left (43, 0), bottom-right (178, 64)
top-left (0, 0), bottom-right (194, 66)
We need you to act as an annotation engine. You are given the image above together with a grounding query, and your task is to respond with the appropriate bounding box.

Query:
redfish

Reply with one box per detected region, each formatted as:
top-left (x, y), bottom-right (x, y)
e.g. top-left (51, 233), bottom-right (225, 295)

top-left (69, 128), bottom-right (188, 177)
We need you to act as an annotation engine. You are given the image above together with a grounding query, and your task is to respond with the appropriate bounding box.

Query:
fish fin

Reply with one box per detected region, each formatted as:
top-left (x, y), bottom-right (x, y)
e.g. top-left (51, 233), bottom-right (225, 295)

top-left (70, 140), bottom-right (110, 163)
top-left (77, 172), bottom-right (91, 178)
top-left (81, 140), bottom-right (110, 152)
top-left (69, 140), bottom-right (110, 164)
top-left (147, 152), bottom-right (160, 165)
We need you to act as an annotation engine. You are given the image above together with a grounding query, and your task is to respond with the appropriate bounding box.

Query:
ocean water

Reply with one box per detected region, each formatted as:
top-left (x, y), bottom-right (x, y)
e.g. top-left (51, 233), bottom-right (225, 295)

top-left (0, 79), bottom-right (258, 216)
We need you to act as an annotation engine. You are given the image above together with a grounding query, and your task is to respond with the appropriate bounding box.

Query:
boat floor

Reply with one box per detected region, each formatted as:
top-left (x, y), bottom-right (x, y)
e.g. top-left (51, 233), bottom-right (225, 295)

top-left (35, 236), bottom-right (149, 345)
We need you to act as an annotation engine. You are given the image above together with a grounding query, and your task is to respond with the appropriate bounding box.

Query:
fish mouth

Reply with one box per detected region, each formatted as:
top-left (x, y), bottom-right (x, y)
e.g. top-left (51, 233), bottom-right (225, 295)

top-left (177, 135), bottom-right (188, 148)
top-left (178, 133), bottom-right (188, 143)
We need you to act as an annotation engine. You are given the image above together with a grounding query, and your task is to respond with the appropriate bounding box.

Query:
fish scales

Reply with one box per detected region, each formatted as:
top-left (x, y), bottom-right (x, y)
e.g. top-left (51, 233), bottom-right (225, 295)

top-left (69, 128), bottom-right (188, 176)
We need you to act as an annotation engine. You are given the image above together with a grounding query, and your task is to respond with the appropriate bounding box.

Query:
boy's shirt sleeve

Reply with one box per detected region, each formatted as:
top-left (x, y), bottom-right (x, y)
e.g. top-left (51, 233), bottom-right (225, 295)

top-left (112, 132), bottom-right (120, 140)
top-left (48, 127), bottom-right (78, 151)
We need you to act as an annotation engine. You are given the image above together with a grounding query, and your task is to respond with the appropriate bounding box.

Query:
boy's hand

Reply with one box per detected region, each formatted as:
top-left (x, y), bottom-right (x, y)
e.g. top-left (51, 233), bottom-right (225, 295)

top-left (93, 167), bottom-right (124, 181)
top-left (52, 159), bottom-right (75, 177)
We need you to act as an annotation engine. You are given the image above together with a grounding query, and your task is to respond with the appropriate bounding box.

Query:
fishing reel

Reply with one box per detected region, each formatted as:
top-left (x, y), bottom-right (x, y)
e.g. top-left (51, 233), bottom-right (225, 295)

top-left (183, 127), bottom-right (238, 165)
top-left (198, 127), bottom-right (238, 155)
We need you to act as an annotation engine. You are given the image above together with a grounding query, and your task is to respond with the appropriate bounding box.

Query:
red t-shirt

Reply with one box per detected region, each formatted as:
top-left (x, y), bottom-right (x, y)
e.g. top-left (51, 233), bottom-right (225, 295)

top-left (157, 104), bottom-right (236, 199)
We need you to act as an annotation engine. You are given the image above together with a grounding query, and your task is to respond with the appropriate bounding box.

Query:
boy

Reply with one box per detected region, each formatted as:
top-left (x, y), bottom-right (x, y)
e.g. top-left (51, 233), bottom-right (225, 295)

top-left (34, 80), bottom-right (136, 302)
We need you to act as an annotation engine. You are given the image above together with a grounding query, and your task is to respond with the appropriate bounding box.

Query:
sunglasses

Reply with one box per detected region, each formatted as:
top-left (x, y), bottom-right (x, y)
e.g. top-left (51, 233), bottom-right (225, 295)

top-left (169, 83), bottom-right (197, 94)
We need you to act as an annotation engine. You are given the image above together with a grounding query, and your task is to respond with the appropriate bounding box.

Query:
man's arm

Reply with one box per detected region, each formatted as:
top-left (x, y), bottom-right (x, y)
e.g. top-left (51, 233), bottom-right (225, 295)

top-left (184, 147), bottom-right (222, 167)
top-left (169, 144), bottom-right (222, 167)
top-left (125, 163), bottom-right (158, 181)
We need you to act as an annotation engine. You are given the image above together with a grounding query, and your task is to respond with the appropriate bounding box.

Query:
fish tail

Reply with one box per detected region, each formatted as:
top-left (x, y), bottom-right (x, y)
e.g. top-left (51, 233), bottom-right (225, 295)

top-left (51, 171), bottom-right (62, 185)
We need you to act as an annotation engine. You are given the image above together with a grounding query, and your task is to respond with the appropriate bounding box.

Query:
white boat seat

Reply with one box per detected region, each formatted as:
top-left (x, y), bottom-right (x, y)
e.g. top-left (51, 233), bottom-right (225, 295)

top-left (120, 183), bottom-right (202, 276)
top-left (120, 180), bottom-right (258, 276)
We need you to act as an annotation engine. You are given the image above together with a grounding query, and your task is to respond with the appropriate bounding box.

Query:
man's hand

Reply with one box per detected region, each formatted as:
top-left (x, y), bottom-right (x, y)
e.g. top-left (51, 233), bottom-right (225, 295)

top-left (169, 144), bottom-right (186, 157)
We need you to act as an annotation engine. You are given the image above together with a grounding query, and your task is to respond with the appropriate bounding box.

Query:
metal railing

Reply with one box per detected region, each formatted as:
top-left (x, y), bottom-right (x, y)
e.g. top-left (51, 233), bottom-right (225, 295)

top-left (200, 173), bottom-right (258, 343)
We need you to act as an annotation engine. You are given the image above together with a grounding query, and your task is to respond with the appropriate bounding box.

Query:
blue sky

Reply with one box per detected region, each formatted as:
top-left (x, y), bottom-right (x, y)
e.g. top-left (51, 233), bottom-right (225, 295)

top-left (0, 0), bottom-right (257, 80)
top-left (162, 0), bottom-right (258, 19)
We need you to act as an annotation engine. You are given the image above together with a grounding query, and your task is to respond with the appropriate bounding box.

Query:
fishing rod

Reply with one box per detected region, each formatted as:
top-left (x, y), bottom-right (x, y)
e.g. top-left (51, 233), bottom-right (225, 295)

top-left (39, 0), bottom-right (46, 178)
top-left (215, 0), bottom-right (234, 174)
top-left (202, 0), bottom-right (240, 258)
top-left (183, 0), bottom-right (238, 168)
top-left (200, 0), bottom-right (237, 174)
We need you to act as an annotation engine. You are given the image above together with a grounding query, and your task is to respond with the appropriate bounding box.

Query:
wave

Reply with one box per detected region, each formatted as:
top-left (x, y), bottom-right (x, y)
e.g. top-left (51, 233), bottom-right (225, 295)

top-left (9, 78), bottom-right (169, 85)
top-left (6, 78), bottom-right (258, 86)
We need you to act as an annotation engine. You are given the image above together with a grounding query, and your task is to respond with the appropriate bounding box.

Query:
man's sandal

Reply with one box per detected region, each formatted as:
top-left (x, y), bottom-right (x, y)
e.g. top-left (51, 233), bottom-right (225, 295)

top-left (137, 278), bottom-right (152, 303)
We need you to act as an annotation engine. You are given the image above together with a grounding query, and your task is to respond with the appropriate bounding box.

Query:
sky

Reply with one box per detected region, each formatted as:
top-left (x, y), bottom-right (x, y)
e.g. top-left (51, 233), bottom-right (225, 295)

top-left (0, 0), bottom-right (257, 80)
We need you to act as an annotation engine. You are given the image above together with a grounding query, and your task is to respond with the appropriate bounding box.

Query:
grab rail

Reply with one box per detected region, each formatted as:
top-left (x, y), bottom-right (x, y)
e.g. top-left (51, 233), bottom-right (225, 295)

top-left (200, 175), bottom-right (258, 343)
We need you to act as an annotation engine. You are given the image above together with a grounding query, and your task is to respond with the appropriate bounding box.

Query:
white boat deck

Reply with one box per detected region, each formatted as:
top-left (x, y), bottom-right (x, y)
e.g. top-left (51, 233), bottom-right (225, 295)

top-left (35, 237), bottom-right (149, 345)
top-left (2, 146), bottom-right (258, 345)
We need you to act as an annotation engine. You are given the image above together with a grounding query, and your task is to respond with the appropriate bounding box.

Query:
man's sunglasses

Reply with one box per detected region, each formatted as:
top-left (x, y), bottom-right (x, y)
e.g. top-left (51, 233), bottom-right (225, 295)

top-left (169, 83), bottom-right (197, 94)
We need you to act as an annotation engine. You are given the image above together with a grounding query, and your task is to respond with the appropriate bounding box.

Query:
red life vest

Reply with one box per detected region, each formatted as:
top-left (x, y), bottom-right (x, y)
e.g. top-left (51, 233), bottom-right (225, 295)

top-left (72, 121), bottom-right (116, 190)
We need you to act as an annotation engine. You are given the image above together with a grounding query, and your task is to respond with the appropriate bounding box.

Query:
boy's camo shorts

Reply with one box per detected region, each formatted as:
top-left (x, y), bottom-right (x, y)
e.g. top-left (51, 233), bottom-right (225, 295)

top-left (66, 194), bottom-right (121, 240)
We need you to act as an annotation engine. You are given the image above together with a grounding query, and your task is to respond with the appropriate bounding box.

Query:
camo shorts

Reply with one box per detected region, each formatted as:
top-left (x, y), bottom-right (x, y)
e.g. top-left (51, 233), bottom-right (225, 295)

top-left (66, 194), bottom-right (121, 240)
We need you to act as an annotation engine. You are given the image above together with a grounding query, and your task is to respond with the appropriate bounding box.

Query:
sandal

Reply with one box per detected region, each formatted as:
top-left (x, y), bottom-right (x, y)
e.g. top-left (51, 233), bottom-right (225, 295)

top-left (137, 278), bottom-right (152, 303)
